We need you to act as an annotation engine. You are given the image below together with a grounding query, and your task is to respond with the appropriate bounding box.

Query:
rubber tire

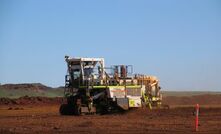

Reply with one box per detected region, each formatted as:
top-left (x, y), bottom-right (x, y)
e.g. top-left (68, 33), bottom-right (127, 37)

top-left (59, 104), bottom-right (75, 115)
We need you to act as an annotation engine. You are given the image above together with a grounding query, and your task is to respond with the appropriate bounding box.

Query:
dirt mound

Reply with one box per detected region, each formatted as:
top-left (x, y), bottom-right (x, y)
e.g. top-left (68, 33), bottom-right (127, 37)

top-left (163, 94), bottom-right (221, 106)
top-left (0, 96), bottom-right (63, 105)
top-left (0, 98), bottom-right (18, 105)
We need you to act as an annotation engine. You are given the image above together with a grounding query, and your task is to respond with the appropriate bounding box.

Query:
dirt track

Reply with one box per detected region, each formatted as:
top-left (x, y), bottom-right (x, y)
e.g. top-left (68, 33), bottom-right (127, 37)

top-left (0, 105), bottom-right (221, 134)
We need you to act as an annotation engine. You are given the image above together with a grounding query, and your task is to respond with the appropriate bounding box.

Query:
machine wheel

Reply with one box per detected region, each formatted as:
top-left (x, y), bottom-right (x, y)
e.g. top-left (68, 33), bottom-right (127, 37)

top-left (74, 105), bottom-right (81, 115)
top-left (59, 104), bottom-right (75, 115)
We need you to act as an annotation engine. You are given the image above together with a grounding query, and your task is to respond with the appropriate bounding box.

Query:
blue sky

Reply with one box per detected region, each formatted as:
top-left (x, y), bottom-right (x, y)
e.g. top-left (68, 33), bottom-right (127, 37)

top-left (0, 0), bottom-right (220, 91)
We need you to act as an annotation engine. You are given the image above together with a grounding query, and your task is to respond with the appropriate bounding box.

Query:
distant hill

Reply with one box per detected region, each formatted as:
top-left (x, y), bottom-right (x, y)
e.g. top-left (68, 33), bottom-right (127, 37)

top-left (0, 83), bottom-right (64, 98)
top-left (1, 83), bottom-right (221, 99)
top-left (1, 83), bottom-right (52, 91)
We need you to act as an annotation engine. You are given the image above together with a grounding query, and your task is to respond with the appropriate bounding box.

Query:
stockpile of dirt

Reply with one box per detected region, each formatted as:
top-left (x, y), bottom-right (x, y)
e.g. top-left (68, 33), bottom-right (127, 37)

top-left (163, 94), bottom-right (221, 106)
top-left (0, 96), bottom-right (63, 105)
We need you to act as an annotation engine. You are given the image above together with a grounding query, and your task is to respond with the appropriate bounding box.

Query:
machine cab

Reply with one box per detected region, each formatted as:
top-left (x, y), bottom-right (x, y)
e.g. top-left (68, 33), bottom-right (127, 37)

top-left (65, 56), bottom-right (106, 89)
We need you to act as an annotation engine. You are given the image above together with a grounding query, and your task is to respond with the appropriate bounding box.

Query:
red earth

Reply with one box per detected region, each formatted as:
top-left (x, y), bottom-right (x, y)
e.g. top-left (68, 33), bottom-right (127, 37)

top-left (0, 95), bottom-right (221, 134)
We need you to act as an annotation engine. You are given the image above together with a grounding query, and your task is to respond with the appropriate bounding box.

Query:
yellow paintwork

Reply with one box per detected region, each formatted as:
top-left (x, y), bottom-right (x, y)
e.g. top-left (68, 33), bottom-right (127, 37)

top-left (79, 85), bottom-right (142, 89)
top-left (129, 99), bottom-right (135, 107)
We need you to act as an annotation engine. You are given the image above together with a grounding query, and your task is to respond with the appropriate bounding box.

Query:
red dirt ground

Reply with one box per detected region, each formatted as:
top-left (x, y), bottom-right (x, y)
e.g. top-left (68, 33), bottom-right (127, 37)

top-left (0, 95), bottom-right (221, 134)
